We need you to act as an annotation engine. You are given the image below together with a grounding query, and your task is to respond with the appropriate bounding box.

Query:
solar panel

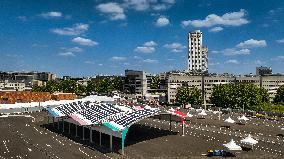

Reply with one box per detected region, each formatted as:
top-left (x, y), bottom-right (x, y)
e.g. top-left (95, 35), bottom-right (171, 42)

top-left (103, 108), bottom-right (160, 130)
top-left (69, 104), bottom-right (126, 125)
top-left (51, 101), bottom-right (94, 117)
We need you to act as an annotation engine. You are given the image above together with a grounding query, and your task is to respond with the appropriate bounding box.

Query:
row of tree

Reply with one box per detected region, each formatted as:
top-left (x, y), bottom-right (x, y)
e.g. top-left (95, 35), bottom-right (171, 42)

top-left (175, 84), bottom-right (284, 112)
top-left (32, 77), bottom-right (123, 95)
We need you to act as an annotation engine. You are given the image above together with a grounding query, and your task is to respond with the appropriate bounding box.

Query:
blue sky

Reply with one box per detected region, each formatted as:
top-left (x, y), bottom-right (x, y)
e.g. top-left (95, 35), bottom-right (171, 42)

top-left (0, 0), bottom-right (284, 77)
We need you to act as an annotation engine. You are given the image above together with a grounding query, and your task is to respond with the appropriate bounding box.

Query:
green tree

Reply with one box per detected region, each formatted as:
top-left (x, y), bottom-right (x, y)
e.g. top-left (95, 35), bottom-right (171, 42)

top-left (43, 80), bottom-right (59, 93)
top-left (274, 85), bottom-right (284, 104)
top-left (210, 83), bottom-right (270, 110)
top-left (176, 86), bottom-right (202, 107)
top-left (150, 76), bottom-right (160, 89)
top-left (59, 80), bottom-right (77, 93)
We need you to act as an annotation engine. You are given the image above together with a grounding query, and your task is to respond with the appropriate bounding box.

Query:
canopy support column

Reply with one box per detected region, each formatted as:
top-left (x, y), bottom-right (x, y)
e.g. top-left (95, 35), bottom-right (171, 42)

top-left (57, 118), bottom-right (60, 130)
top-left (68, 122), bottom-right (71, 134)
top-left (52, 117), bottom-right (55, 128)
top-left (110, 135), bottom-right (113, 151)
top-left (90, 127), bottom-right (93, 143)
top-left (75, 125), bottom-right (78, 137)
top-left (169, 114), bottom-right (172, 132)
top-left (180, 117), bottom-right (185, 136)
top-left (62, 118), bottom-right (64, 133)
top-left (121, 127), bottom-right (129, 155)
top-left (82, 126), bottom-right (85, 140)
top-left (99, 132), bottom-right (102, 146)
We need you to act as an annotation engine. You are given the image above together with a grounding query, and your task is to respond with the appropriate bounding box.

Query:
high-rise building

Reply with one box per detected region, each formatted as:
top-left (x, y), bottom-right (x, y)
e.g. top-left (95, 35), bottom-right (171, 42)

top-left (256, 66), bottom-right (272, 76)
top-left (188, 30), bottom-right (208, 73)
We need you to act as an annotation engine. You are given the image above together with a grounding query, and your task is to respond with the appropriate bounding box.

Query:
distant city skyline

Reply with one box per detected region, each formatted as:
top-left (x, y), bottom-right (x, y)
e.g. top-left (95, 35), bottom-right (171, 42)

top-left (0, 0), bottom-right (284, 77)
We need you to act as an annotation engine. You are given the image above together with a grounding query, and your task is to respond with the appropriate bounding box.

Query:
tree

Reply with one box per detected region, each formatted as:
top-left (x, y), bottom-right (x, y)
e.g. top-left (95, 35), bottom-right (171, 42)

top-left (176, 86), bottom-right (202, 107)
top-left (210, 83), bottom-right (270, 110)
top-left (59, 80), bottom-right (77, 93)
top-left (274, 85), bottom-right (284, 104)
top-left (150, 76), bottom-right (160, 89)
top-left (44, 80), bottom-right (59, 93)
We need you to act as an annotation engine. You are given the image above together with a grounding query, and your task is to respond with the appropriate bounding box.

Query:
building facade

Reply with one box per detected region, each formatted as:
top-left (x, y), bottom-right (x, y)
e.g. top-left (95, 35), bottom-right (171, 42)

top-left (167, 73), bottom-right (284, 104)
top-left (188, 30), bottom-right (208, 73)
top-left (124, 70), bottom-right (147, 98)
top-left (256, 66), bottom-right (272, 76)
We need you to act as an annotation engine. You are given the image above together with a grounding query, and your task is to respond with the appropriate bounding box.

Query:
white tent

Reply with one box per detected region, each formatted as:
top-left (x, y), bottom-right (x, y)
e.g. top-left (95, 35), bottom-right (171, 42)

top-left (223, 139), bottom-right (242, 151)
top-left (187, 112), bottom-right (193, 118)
top-left (241, 134), bottom-right (258, 149)
top-left (224, 117), bottom-right (235, 124)
top-left (198, 110), bottom-right (207, 116)
top-left (238, 115), bottom-right (249, 121)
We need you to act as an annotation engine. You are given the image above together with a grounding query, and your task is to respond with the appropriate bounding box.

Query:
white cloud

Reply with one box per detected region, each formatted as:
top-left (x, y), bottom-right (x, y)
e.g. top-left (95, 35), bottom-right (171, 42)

top-left (276, 39), bottom-right (284, 44)
top-left (51, 23), bottom-right (89, 36)
top-left (162, 0), bottom-right (175, 4)
top-left (17, 16), bottom-right (27, 21)
top-left (40, 11), bottom-right (62, 18)
top-left (209, 26), bottom-right (223, 32)
top-left (143, 59), bottom-right (158, 63)
top-left (58, 52), bottom-right (75, 57)
top-left (98, 63), bottom-right (103, 66)
top-left (123, 0), bottom-right (175, 11)
top-left (72, 37), bottom-right (98, 46)
top-left (135, 46), bottom-right (155, 53)
top-left (181, 9), bottom-right (249, 27)
top-left (155, 16), bottom-right (170, 27)
top-left (208, 62), bottom-right (220, 66)
top-left (271, 55), bottom-right (284, 61)
top-left (225, 59), bottom-right (239, 64)
top-left (61, 47), bottom-right (83, 53)
top-left (221, 48), bottom-right (251, 56)
top-left (152, 4), bottom-right (168, 11)
top-left (96, 2), bottom-right (126, 20)
top-left (164, 42), bottom-right (186, 52)
top-left (123, 0), bottom-right (150, 11)
top-left (111, 56), bottom-right (127, 61)
top-left (236, 39), bottom-right (267, 48)
top-left (84, 61), bottom-right (95, 64)
top-left (134, 40), bottom-right (157, 53)
top-left (144, 41), bottom-right (157, 47)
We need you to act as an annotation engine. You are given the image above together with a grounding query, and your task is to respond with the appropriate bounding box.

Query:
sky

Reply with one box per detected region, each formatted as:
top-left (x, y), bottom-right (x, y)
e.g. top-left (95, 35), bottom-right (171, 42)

top-left (0, 0), bottom-right (284, 77)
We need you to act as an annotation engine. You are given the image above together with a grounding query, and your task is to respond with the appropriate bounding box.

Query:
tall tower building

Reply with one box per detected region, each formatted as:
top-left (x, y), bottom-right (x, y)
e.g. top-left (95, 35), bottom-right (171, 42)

top-left (188, 30), bottom-right (208, 73)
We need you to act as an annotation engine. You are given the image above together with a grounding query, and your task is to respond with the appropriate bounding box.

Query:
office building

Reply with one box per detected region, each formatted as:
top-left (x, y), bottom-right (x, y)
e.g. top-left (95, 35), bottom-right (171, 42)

top-left (188, 30), bottom-right (208, 74)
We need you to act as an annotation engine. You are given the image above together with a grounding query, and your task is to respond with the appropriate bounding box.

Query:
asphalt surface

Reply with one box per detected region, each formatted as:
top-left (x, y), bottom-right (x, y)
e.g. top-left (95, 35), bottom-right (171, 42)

top-left (0, 110), bottom-right (283, 158)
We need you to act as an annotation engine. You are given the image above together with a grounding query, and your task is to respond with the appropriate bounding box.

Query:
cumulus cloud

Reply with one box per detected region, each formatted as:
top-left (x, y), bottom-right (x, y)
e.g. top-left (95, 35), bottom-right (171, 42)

top-left (181, 9), bottom-right (249, 27)
top-left (155, 16), bottom-right (170, 27)
top-left (72, 37), bottom-right (98, 46)
top-left (123, 0), bottom-right (175, 11)
top-left (61, 47), bottom-right (83, 53)
top-left (276, 39), bottom-right (284, 44)
top-left (164, 42), bottom-right (186, 52)
top-left (84, 61), bottom-right (95, 64)
top-left (143, 59), bottom-right (158, 63)
top-left (96, 2), bottom-right (126, 20)
top-left (209, 26), bottom-right (223, 32)
top-left (219, 48), bottom-right (251, 56)
top-left (134, 41), bottom-right (157, 53)
top-left (144, 41), bottom-right (157, 47)
top-left (58, 52), bottom-right (75, 57)
top-left (225, 59), bottom-right (239, 64)
top-left (236, 39), bottom-right (267, 48)
top-left (17, 16), bottom-right (27, 22)
top-left (271, 55), bottom-right (284, 61)
top-left (40, 11), bottom-right (62, 18)
top-left (111, 56), bottom-right (127, 61)
top-left (51, 23), bottom-right (89, 36)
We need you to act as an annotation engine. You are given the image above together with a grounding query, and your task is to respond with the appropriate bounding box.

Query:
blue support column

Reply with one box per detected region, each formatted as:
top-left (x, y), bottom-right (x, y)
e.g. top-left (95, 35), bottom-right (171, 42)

top-left (121, 127), bottom-right (129, 155)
